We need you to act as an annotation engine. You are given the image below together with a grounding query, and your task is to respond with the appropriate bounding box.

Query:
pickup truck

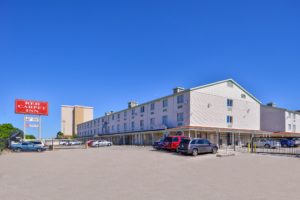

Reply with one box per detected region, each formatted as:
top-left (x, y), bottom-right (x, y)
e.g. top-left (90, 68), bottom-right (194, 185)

top-left (11, 142), bottom-right (46, 152)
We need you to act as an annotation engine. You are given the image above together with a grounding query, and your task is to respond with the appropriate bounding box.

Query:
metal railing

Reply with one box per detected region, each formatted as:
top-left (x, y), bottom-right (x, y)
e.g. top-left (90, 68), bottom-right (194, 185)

top-left (235, 137), bottom-right (300, 156)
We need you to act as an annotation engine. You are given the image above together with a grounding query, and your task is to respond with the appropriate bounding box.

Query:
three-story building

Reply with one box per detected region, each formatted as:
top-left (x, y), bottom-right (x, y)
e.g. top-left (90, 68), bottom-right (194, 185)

top-left (78, 79), bottom-right (270, 146)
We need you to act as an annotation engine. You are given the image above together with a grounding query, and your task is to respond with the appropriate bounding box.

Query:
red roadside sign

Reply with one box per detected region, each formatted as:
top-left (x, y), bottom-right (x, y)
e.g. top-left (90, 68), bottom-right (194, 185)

top-left (15, 99), bottom-right (49, 116)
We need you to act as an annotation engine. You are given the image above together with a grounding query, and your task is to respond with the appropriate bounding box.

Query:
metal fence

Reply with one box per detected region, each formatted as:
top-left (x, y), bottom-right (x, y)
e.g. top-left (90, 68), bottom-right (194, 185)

top-left (235, 136), bottom-right (300, 156)
top-left (44, 139), bottom-right (86, 150)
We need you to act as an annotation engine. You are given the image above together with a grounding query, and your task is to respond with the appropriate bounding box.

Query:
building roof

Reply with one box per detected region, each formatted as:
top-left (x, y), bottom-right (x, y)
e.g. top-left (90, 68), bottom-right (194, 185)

top-left (61, 105), bottom-right (94, 109)
top-left (80, 79), bottom-right (261, 123)
top-left (261, 104), bottom-right (300, 114)
top-left (190, 79), bottom-right (261, 104)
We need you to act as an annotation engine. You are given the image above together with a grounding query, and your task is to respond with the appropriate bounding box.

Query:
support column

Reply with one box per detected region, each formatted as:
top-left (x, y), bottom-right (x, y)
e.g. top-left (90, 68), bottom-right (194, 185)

top-left (217, 132), bottom-right (220, 148)
top-left (233, 133), bottom-right (236, 151)
top-left (151, 133), bottom-right (154, 145)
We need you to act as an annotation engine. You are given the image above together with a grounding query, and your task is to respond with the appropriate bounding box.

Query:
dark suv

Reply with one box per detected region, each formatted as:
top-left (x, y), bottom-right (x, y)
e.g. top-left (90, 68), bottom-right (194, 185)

top-left (178, 138), bottom-right (218, 156)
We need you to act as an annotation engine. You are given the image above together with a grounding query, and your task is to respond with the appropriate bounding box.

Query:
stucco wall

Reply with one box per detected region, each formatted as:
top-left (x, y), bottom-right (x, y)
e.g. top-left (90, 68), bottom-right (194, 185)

top-left (190, 82), bottom-right (260, 130)
top-left (260, 106), bottom-right (285, 132)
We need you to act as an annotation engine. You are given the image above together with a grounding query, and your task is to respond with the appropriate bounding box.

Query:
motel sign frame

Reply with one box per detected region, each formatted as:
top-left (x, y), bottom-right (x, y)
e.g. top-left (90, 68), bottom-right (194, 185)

top-left (15, 99), bottom-right (49, 140)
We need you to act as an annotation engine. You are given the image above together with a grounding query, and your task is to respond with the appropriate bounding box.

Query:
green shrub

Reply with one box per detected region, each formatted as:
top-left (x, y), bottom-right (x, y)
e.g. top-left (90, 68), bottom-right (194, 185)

top-left (0, 140), bottom-right (6, 152)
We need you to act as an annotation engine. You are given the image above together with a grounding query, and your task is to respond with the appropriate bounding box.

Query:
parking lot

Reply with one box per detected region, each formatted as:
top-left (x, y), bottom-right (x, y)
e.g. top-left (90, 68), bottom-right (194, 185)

top-left (1, 146), bottom-right (300, 200)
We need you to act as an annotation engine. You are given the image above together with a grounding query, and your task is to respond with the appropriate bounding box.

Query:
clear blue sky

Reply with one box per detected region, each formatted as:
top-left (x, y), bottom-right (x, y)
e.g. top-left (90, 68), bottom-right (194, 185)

top-left (0, 0), bottom-right (299, 138)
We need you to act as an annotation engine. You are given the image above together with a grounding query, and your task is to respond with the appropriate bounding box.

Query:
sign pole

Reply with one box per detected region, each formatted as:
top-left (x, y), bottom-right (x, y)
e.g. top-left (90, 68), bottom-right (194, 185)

top-left (23, 115), bottom-right (26, 140)
top-left (39, 115), bottom-right (42, 140)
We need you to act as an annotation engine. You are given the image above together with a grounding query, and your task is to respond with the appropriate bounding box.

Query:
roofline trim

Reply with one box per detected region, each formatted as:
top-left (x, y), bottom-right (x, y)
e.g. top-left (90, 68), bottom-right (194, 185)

top-left (190, 79), bottom-right (261, 104)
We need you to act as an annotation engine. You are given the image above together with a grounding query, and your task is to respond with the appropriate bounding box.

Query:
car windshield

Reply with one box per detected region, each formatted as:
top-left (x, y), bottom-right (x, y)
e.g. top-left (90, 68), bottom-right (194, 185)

top-left (181, 138), bottom-right (190, 144)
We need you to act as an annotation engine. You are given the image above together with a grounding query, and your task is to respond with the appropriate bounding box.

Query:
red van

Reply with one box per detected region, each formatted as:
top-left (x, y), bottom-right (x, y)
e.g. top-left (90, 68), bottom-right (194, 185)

top-left (163, 136), bottom-right (188, 151)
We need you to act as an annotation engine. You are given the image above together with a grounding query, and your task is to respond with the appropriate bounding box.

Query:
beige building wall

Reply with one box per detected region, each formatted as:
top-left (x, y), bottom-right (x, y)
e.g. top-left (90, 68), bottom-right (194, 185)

top-left (61, 105), bottom-right (94, 137)
top-left (61, 106), bottom-right (74, 137)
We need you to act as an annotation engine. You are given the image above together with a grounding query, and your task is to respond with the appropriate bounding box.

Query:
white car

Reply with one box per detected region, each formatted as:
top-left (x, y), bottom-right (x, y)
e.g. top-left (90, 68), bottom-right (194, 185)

top-left (31, 140), bottom-right (45, 147)
top-left (91, 140), bottom-right (112, 147)
top-left (59, 140), bottom-right (69, 145)
top-left (68, 140), bottom-right (82, 146)
top-left (253, 139), bottom-right (281, 149)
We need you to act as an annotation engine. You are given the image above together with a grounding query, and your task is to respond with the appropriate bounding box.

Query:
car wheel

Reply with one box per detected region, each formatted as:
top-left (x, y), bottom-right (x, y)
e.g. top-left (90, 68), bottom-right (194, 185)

top-left (97, 144), bottom-right (100, 148)
top-left (37, 148), bottom-right (42, 152)
top-left (108, 143), bottom-right (112, 146)
top-left (283, 144), bottom-right (287, 148)
top-left (192, 149), bottom-right (198, 156)
top-left (212, 147), bottom-right (218, 154)
top-left (16, 148), bottom-right (21, 153)
top-left (176, 148), bottom-right (179, 153)
top-left (264, 144), bottom-right (271, 149)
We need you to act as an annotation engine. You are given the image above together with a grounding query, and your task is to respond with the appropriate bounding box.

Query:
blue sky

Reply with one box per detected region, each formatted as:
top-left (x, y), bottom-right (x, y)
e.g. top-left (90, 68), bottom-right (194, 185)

top-left (0, 0), bottom-right (299, 138)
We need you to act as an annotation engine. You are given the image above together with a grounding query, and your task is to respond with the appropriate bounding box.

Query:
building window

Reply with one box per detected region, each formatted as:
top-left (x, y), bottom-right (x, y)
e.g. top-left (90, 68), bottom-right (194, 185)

top-left (241, 94), bottom-right (246, 99)
top-left (124, 111), bottom-right (127, 119)
top-left (177, 95), bottom-right (184, 104)
top-left (293, 113), bottom-right (296, 119)
top-left (150, 103), bottom-right (155, 110)
top-left (288, 113), bottom-right (291, 118)
top-left (132, 109), bottom-right (135, 115)
top-left (227, 81), bottom-right (233, 88)
top-left (177, 113), bottom-right (184, 122)
top-left (140, 120), bottom-right (144, 130)
top-left (112, 125), bottom-right (114, 131)
top-left (124, 123), bottom-right (127, 131)
top-left (117, 114), bottom-right (120, 119)
top-left (288, 124), bottom-right (292, 131)
top-left (162, 115), bottom-right (168, 126)
top-left (150, 118), bottom-right (155, 127)
top-left (227, 99), bottom-right (233, 107)
top-left (131, 122), bottom-right (135, 130)
top-left (293, 125), bottom-right (296, 132)
top-left (227, 116), bottom-right (233, 124)
top-left (140, 106), bottom-right (145, 113)
top-left (162, 99), bottom-right (168, 108)
top-left (112, 115), bottom-right (115, 120)
top-left (117, 124), bottom-right (120, 132)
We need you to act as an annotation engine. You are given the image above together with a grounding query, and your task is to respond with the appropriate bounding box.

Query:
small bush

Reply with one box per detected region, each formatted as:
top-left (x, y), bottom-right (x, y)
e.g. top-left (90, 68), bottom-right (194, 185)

top-left (0, 140), bottom-right (7, 152)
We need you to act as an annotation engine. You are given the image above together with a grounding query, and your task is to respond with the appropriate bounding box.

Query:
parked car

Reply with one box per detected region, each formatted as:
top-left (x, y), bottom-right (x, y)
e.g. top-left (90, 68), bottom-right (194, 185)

top-left (91, 140), bottom-right (112, 147)
top-left (152, 138), bottom-right (165, 150)
top-left (10, 142), bottom-right (46, 152)
top-left (59, 140), bottom-right (69, 145)
top-left (280, 139), bottom-right (296, 148)
top-left (31, 140), bottom-right (45, 147)
top-left (67, 140), bottom-right (83, 146)
top-left (178, 138), bottom-right (218, 156)
top-left (86, 140), bottom-right (95, 147)
top-left (253, 139), bottom-right (281, 149)
top-left (163, 136), bottom-right (188, 151)
top-left (292, 138), bottom-right (300, 147)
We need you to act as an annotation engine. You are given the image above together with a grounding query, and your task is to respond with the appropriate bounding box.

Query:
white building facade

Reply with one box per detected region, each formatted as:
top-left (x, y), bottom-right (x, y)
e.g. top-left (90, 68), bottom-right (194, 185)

top-left (261, 105), bottom-right (300, 133)
top-left (78, 79), bottom-right (263, 146)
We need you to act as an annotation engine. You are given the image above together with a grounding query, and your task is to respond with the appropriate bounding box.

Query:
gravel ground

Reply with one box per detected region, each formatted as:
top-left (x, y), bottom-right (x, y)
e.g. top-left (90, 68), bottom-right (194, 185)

top-left (0, 146), bottom-right (300, 200)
